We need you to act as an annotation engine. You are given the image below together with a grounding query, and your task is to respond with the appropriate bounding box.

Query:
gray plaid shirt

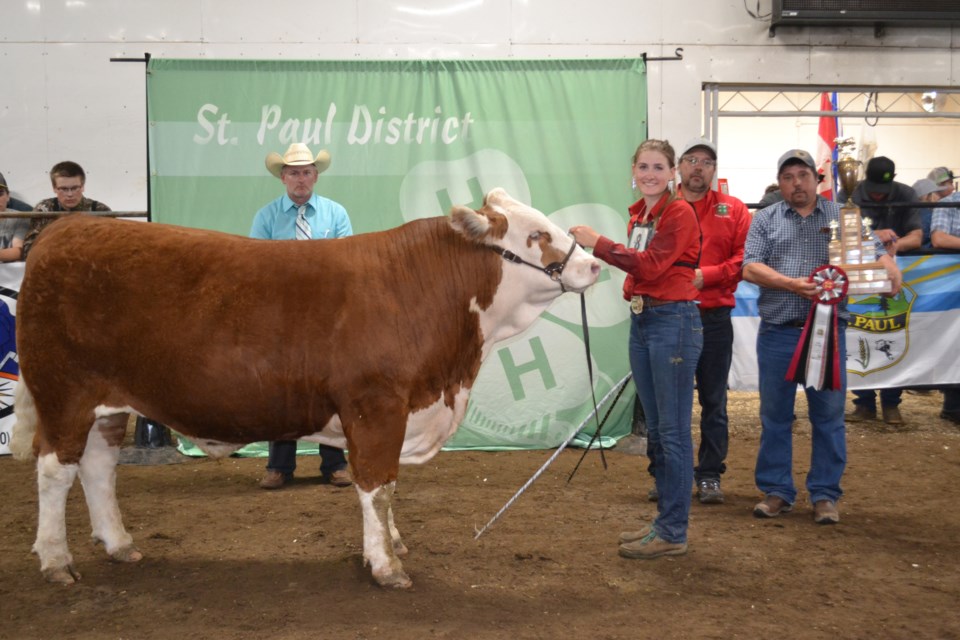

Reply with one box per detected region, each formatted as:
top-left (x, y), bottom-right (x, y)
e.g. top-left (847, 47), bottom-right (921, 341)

top-left (932, 191), bottom-right (960, 238)
top-left (745, 196), bottom-right (882, 324)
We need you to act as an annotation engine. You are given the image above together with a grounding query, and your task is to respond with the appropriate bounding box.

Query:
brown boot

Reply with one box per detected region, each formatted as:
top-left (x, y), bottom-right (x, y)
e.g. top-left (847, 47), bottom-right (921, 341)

top-left (882, 405), bottom-right (903, 425)
top-left (618, 530), bottom-right (687, 559)
top-left (259, 470), bottom-right (290, 490)
top-left (845, 405), bottom-right (877, 422)
top-left (813, 499), bottom-right (840, 525)
top-left (753, 494), bottom-right (793, 518)
top-left (321, 468), bottom-right (353, 487)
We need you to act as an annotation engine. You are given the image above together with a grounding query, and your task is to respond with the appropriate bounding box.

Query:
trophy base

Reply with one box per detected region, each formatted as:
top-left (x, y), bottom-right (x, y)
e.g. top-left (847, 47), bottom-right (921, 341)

top-left (841, 261), bottom-right (892, 295)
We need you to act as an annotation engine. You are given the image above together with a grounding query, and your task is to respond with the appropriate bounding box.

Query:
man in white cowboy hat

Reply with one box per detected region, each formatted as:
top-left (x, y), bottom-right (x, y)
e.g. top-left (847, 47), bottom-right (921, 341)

top-left (252, 142), bottom-right (354, 490)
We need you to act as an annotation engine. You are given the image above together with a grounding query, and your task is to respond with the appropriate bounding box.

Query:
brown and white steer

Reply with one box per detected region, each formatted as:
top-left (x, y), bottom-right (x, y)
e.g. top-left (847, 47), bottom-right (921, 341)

top-left (10, 187), bottom-right (600, 588)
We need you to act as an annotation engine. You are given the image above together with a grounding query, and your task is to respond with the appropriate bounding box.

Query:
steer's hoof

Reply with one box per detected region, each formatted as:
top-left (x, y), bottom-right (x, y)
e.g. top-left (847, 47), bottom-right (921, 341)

top-left (374, 568), bottom-right (413, 589)
top-left (110, 544), bottom-right (143, 563)
top-left (43, 564), bottom-right (81, 585)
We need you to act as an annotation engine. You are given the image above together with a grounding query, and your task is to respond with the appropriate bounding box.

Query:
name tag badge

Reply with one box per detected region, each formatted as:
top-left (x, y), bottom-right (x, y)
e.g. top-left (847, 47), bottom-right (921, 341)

top-left (630, 296), bottom-right (644, 314)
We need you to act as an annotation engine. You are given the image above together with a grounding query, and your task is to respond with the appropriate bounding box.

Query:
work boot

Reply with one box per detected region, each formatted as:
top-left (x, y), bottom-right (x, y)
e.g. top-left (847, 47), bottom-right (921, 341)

top-left (618, 530), bottom-right (687, 559)
top-left (697, 479), bottom-right (724, 504)
top-left (845, 405), bottom-right (876, 422)
top-left (753, 494), bottom-right (793, 518)
top-left (881, 405), bottom-right (903, 425)
top-left (259, 470), bottom-right (291, 490)
top-left (321, 468), bottom-right (353, 487)
top-left (813, 499), bottom-right (840, 525)
top-left (618, 524), bottom-right (653, 545)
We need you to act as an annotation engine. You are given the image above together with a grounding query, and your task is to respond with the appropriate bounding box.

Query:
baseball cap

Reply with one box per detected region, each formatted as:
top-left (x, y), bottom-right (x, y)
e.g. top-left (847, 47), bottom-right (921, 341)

top-left (0, 171), bottom-right (7, 190)
top-left (863, 156), bottom-right (896, 196)
top-left (912, 178), bottom-right (940, 199)
top-left (777, 149), bottom-right (816, 176)
top-left (679, 137), bottom-right (717, 160)
top-left (928, 166), bottom-right (955, 185)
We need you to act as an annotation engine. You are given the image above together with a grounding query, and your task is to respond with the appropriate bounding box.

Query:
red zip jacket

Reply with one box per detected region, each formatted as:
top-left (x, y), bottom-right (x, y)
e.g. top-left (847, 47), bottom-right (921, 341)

top-left (593, 192), bottom-right (700, 302)
top-left (677, 187), bottom-right (751, 310)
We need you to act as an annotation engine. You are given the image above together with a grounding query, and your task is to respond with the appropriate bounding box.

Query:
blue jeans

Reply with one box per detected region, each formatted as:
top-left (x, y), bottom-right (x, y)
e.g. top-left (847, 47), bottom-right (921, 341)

top-left (755, 321), bottom-right (847, 505)
top-left (852, 388), bottom-right (902, 410)
top-left (630, 301), bottom-right (702, 544)
top-left (266, 441), bottom-right (347, 476)
top-left (694, 307), bottom-right (733, 482)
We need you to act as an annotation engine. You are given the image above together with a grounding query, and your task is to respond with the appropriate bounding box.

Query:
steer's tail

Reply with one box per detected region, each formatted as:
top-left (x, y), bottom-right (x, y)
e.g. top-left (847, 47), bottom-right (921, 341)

top-left (10, 378), bottom-right (38, 461)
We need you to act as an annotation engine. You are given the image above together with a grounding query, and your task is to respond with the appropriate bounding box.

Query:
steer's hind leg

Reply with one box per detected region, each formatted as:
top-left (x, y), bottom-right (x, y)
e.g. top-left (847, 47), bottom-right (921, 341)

top-left (34, 453), bottom-right (82, 584)
top-left (79, 413), bottom-right (142, 565)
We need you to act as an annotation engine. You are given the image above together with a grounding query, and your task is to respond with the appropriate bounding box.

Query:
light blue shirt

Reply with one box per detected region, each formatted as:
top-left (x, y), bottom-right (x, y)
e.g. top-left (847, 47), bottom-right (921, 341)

top-left (250, 193), bottom-right (352, 240)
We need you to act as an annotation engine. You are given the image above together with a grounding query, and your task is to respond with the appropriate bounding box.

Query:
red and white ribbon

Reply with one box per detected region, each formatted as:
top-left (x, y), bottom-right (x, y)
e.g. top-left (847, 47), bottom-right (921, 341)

top-left (786, 265), bottom-right (848, 390)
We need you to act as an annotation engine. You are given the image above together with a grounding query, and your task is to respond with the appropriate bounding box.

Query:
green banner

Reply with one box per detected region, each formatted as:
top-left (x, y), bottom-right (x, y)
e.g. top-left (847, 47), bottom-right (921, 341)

top-left (148, 58), bottom-right (646, 450)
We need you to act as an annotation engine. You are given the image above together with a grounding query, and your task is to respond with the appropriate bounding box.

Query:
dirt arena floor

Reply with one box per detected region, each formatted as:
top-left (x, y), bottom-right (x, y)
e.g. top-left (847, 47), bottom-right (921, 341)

top-left (1, 390), bottom-right (959, 640)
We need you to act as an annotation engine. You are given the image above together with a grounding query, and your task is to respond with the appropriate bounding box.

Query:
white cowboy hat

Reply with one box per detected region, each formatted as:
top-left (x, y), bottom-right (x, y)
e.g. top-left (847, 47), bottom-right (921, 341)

top-left (265, 143), bottom-right (331, 179)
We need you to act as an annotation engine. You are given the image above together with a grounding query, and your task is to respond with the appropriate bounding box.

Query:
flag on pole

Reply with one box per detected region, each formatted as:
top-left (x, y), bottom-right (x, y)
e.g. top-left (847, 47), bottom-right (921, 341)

top-left (816, 92), bottom-right (839, 201)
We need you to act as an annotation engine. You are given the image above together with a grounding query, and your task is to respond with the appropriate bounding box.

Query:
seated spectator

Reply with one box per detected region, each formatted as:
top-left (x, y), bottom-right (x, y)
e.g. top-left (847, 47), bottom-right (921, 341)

top-left (24, 161), bottom-right (110, 258)
top-left (757, 183), bottom-right (783, 209)
top-left (912, 178), bottom-right (942, 249)
top-left (0, 174), bottom-right (29, 262)
top-left (0, 171), bottom-right (32, 213)
top-left (930, 189), bottom-right (960, 251)
top-left (928, 167), bottom-right (955, 200)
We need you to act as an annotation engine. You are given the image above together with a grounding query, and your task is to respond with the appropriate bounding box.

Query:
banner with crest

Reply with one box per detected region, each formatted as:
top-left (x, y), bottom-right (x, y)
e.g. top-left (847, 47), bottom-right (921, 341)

top-left (731, 254), bottom-right (960, 391)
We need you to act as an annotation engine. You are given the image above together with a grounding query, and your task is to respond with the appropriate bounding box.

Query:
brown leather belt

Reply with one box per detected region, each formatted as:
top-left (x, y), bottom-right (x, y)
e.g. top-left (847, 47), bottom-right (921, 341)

top-left (629, 296), bottom-right (676, 314)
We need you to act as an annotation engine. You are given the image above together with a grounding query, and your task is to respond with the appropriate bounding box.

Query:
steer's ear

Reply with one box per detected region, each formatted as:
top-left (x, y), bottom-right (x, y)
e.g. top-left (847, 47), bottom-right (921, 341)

top-left (449, 205), bottom-right (490, 242)
top-left (450, 203), bottom-right (508, 243)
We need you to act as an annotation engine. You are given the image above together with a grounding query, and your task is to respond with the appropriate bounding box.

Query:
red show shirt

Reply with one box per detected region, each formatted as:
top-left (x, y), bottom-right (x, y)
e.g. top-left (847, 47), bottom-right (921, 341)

top-left (677, 186), bottom-right (751, 310)
top-left (593, 192), bottom-right (700, 302)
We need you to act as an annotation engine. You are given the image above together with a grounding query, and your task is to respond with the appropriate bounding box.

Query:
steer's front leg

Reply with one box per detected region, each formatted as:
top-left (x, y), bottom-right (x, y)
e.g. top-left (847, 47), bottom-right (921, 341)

top-left (357, 481), bottom-right (411, 588)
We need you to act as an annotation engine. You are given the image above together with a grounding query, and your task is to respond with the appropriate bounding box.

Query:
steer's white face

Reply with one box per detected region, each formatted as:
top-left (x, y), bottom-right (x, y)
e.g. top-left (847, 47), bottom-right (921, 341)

top-left (450, 187), bottom-right (601, 349)
top-left (475, 187), bottom-right (601, 295)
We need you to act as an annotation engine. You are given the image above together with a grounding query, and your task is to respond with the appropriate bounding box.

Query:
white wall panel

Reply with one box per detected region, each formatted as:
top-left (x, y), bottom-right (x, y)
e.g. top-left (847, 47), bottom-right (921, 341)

top-left (660, 1), bottom-right (772, 47)
top-left (358, 0), bottom-right (510, 44)
top-left (513, 0), bottom-right (660, 44)
top-left (203, 0), bottom-right (357, 44)
top-left (38, 0), bottom-right (203, 43)
top-left (810, 47), bottom-right (953, 86)
top-left (0, 1), bottom-right (44, 42)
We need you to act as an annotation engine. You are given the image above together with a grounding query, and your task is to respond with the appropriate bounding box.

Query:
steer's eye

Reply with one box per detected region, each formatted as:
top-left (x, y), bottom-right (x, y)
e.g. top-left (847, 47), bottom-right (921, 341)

top-left (528, 231), bottom-right (542, 241)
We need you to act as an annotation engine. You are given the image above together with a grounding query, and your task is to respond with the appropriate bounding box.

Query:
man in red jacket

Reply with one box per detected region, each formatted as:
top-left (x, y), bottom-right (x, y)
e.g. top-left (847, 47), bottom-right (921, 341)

top-left (674, 138), bottom-right (751, 504)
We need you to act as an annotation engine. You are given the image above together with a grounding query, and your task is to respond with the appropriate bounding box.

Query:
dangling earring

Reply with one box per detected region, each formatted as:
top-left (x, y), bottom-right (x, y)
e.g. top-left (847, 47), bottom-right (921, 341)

top-left (631, 177), bottom-right (637, 190)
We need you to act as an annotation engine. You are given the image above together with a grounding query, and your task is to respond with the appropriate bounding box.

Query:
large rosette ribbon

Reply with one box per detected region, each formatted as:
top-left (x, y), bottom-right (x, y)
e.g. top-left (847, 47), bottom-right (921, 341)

top-left (786, 265), bottom-right (848, 391)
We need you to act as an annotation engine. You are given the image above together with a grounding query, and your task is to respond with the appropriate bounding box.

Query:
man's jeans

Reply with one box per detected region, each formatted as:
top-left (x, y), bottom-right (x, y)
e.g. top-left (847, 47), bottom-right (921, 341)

top-left (266, 441), bottom-right (348, 476)
top-left (852, 388), bottom-right (902, 410)
top-left (694, 307), bottom-right (733, 483)
top-left (755, 321), bottom-right (847, 505)
top-left (630, 301), bottom-right (703, 544)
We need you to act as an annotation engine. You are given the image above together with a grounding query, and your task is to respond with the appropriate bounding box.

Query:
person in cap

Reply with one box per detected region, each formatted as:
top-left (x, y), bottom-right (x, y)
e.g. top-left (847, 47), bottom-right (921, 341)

top-left (252, 143), bottom-right (354, 490)
top-left (668, 137), bottom-right (751, 505)
top-left (845, 156), bottom-right (919, 425)
top-left (24, 161), bottom-right (111, 258)
top-left (927, 166), bottom-right (955, 199)
top-left (571, 139), bottom-right (702, 560)
top-left (0, 171), bottom-right (32, 213)
top-left (912, 178), bottom-right (942, 249)
top-left (0, 172), bottom-right (31, 262)
top-left (930, 181), bottom-right (960, 252)
top-left (743, 149), bottom-right (902, 525)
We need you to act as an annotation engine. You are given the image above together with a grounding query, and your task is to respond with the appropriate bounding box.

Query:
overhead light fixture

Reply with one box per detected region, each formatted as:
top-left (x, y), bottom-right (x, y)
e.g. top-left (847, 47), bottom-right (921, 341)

top-left (922, 91), bottom-right (939, 113)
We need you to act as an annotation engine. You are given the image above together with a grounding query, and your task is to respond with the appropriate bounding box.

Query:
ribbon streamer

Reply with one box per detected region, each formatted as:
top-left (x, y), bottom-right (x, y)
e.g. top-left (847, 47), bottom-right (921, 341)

top-left (786, 265), bottom-right (848, 391)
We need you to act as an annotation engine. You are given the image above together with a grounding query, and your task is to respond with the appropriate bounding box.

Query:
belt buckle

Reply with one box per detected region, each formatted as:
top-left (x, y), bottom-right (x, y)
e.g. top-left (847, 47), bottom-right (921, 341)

top-left (630, 296), bottom-right (644, 314)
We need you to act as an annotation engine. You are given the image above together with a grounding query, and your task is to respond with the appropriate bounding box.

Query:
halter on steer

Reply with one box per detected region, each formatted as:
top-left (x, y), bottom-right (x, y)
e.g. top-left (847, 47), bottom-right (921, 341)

top-left (487, 232), bottom-right (579, 292)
